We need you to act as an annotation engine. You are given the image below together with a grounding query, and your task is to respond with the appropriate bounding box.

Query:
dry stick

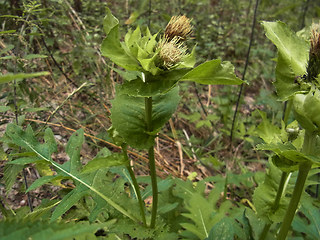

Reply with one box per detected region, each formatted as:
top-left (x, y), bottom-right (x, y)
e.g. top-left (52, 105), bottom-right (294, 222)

top-left (230, 0), bottom-right (260, 144)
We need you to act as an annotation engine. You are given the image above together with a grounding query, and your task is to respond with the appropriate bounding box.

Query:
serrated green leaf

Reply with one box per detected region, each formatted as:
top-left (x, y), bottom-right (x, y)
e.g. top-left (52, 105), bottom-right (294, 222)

top-left (180, 59), bottom-right (243, 85)
top-left (262, 21), bottom-right (309, 77)
top-left (0, 72), bottom-right (50, 84)
top-left (111, 86), bottom-right (181, 149)
top-left (5, 124), bottom-right (138, 222)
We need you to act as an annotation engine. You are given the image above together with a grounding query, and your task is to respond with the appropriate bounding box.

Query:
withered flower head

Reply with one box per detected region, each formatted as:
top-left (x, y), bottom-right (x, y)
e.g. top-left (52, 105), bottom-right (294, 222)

top-left (157, 37), bottom-right (187, 69)
top-left (164, 15), bottom-right (193, 42)
top-left (307, 23), bottom-right (320, 82)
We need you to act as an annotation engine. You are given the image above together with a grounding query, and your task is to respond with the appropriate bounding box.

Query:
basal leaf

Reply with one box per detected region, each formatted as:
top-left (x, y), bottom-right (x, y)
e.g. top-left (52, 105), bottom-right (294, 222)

top-left (111, 86), bottom-right (181, 149)
top-left (66, 129), bottom-right (84, 175)
top-left (262, 21), bottom-right (309, 77)
top-left (5, 124), bottom-right (138, 222)
top-left (180, 59), bottom-right (243, 85)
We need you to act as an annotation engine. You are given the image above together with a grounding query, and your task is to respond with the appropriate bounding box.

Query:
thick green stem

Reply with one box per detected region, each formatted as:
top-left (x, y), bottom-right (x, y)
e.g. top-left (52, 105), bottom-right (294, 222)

top-left (145, 97), bottom-right (158, 228)
top-left (277, 131), bottom-right (315, 240)
top-left (259, 172), bottom-right (289, 240)
top-left (122, 145), bottom-right (147, 226)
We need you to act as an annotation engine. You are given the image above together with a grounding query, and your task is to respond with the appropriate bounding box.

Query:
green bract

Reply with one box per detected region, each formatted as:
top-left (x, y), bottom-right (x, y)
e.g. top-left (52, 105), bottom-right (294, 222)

top-left (101, 8), bottom-right (242, 95)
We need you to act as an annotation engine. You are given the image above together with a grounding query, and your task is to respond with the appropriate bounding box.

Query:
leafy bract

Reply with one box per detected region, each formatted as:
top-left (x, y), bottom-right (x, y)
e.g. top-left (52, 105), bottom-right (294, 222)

top-left (110, 86), bottom-right (181, 149)
top-left (262, 21), bottom-right (309, 99)
top-left (262, 21), bottom-right (309, 77)
top-left (101, 9), bottom-right (140, 71)
top-left (180, 59), bottom-right (243, 85)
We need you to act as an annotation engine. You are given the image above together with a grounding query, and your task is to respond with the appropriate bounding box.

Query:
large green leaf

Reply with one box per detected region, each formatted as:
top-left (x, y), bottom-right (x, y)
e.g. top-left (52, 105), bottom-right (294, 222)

top-left (0, 71), bottom-right (50, 84)
top-left (5, 124), bottom-right (138, 222)
top-left (180, 59), bottom-right (243, 85)
top-left (110, 86), bottom-right (181, 149)
top-left (262, 21), bottom-right (309, 77)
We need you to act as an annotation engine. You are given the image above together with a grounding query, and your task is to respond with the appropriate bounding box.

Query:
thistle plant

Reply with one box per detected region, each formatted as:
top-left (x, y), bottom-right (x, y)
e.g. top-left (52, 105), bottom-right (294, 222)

top-left (256, 21), bottom-right (320, 240)
top-left (101, 9), bottom-right (242, 228)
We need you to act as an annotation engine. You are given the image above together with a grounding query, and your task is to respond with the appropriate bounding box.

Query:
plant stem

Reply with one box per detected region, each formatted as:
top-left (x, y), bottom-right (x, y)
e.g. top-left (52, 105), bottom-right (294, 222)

top-left (277, 131), bottom-right (315, 240)
top-left (259, 172), bottom-right (289, 240)
top-left (122, 145), bottom-right (147, 227)
top-left (145, 97), bottom-right (158, 228)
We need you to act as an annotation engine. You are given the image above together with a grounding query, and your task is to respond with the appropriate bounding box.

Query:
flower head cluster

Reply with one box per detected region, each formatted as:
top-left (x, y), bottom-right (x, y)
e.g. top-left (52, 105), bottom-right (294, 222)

top-left (306, 23), bottom-right (320, 82)
top-left (157, 15), bottom-right (193, 69)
